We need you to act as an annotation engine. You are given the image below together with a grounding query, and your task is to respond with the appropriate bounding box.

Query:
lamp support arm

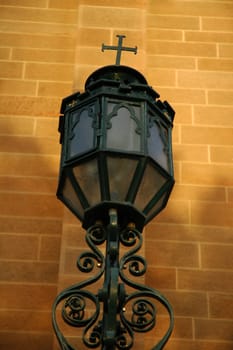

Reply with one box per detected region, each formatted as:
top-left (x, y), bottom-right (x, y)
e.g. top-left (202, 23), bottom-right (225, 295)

top-left (52, 210), bottom-right (174, 350)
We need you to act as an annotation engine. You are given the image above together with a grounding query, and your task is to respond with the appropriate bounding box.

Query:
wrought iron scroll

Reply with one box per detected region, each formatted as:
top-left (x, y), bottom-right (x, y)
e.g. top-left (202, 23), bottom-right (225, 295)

top-left (52, 214), bottom-right (174, 350)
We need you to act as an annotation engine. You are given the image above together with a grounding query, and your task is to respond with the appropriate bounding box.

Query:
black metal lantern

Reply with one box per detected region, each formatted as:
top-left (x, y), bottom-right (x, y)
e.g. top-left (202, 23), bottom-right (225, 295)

top-left (53, 35), bottom-right (175, 350)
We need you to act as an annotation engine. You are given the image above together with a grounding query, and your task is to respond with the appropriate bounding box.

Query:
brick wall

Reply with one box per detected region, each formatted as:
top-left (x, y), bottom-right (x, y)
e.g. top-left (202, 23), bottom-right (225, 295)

top-left (145, 1), bottom-right (233, 349)
top-left (0, 1), bottom-right (232, 350)
top-left (0, 1), bottom-right (77, 349)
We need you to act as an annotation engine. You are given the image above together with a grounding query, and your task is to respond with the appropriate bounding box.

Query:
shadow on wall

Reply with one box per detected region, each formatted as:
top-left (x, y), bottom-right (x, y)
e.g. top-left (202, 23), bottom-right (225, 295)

top-left (144, 165), bottom-right (233, 348)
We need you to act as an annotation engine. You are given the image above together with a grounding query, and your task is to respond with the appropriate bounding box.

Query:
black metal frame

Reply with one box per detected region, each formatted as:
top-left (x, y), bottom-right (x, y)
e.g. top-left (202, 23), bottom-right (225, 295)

top-left (52, 209), bottom-right (174, 350)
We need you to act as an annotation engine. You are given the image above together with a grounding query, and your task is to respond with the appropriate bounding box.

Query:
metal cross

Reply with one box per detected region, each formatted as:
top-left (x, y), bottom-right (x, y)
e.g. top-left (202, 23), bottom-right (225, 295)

top-left (102, 35), bottom-right (137, 66)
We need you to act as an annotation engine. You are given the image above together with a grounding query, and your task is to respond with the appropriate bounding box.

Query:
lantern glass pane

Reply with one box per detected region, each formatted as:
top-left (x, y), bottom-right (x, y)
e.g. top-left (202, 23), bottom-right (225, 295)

top-left (106, 102), bottom-right (141, 152)
top-left (68, 104), bottom-right (95, 159)
top-left (62, 175), bottom-right (84, 219)
top-left (107, 156), bottom-right (138, 201)
top-left (145, 191), bottom-right (167, 220)
top-left (134, 162), bottom-right (166, 211)
top-left (148, 117), bottom-right (169, 172)
top-left (73, 159), bottom-right (100, 206)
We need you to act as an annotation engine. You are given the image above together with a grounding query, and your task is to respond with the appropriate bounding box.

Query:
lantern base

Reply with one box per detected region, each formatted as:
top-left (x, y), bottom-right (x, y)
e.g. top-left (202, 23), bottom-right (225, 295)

top-left (83, 201), bottom-right (146, 231)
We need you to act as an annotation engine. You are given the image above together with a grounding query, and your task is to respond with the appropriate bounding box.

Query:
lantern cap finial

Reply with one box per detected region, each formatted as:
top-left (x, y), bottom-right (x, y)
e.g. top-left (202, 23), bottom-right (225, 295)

top-left (102, 35), bottom-right (137, 66)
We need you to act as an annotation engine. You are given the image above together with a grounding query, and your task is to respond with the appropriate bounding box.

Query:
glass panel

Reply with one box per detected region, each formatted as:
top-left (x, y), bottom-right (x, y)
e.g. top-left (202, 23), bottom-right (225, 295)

top-left (107, 156), bottom-right (138, 202)
top-left (145, 192), bottom-right (167, 219)
top-left (106, 102), bottom-right (141, 152)
top-left (62, 176), bottom-right (84, 219)
top-left (68, 105), bottom-right (95, 158)
top-left (147, 116), bottom-right (169, 172)
top-left (73, 159), bottom-right (100, 206)
top-left (134, 162), bottom-right (166, 211)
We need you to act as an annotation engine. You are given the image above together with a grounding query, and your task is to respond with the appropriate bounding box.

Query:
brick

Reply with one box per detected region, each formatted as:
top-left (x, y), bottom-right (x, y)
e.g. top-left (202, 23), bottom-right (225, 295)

top-left (185, 31), bottom-right (233, 44)
top-left (0, 154), bottom-right (59, 177)
top-left (172, 184), bottom-right (226, 202)
top-left (0, 176), bottom-right (57, 194)
top-left (181, 125), bottom-right (233, 145)
top-left (12, 48), bottom-right (75, 63)
top-left (173, 144), bottom-right (208, 162)
top-left (147, 69), bottom-right (176, 87)
top-left (0, 332), bottom-right (53, 350)
top-left (0, 0), bottom-right (47, 6)
top-left (147, 15), bottom-right (199, 30)
top-left (0, 47), bottom-right (10, 59)
top-left (164, 339), bottom-right (233, 350)
top-left (79, 0), bottom-right (147, 7)
top-left (146, 223), bottom-right (233, 244)
top-left (219, 44), bottom-right (233, 58)
top-left (149, 1), bottom-right (233, 17)
top-left (0, 192), bottom-right (62, 217)
top-left (145, 267), bottom-right (176, 289)
top-left (172, 317), bottom-right (193, 339)
top-left (172, 104), bottom-right (192, 124)
top-left (195, 319), bottom-right (233, 341)
top-left (35, 118), bottom-right (59, 138)
top-left (0, 6), bottom-right (77, 24)
top-left (0, 32), bottom-right (74, 50)
top-left (25, 62), bottom-right (74, 81)
top-left (0, 116), bottom-right (34, 135)
top-left (0, 284), bottom-right (57, 309)
top-left (0, 20), bottom-right (76, 35)
top-left (209, 293), bottom-right (233, 319)
top-left (64, 247), bottom-right (85, 274)
top-left (74, 65), bottom-right (98, 91)
top-left (228, 188), bottom-right (233, 202)
top-left (39, 235), bottom-right (61, 261)
top-left (191, 201), bottom-right (233, 227)
top-left (172, 124), bottom-right (180, 144)
top-left (202, 17), bottom-right (233, 32)
top-left (155, 87), bottom-right (206, 104)
top-left (148, 55), bottom-right (195, 69)
top-left (147, 29), bottom-right (183, 41)
top-left (208, 90), bottom-right (233, 105)
top-left (0, 96), bottom-right (61, 117)
top-left (79, 7), bottom-right (144, 29)
top-left (0, 61), bottom-right (23, 78)
top-left (178, 71), bottom-right (233, 90)
top-left (154, 200), bottom-right (190, 224)
top-left (0, 217), bottom-right (62, 235)
top-left (146, 240), bottom-right (199, 267)
top-left (49, 0), bottom-right (80, 9)
top-left (210, 146), bottom-right (233, 163)
top-left (38, 81), bottom-right (73, 97)
top-left (76, 46), bottom-right (141, 67)
top-left (198, 58), bottom-right (233, 72)
top-left (182, 162), bottom-right (233, 186)
top-left (0, 260), bottom-right (59, 283)
top-left (164, 291), bottom-right (208, 317)
top-left (148, 41), bottom-right (216, 57)
top-left (0, 310), bottom-right (51, 332)
top-left (173, 161), bottom-right (180, 183)
top-left (194, 106), bottom-right (233, 127)
top-left (178, 269), bottom-right (233, 292)
top-left (0, 135), bottom-right (59, 154)
top-left (77, 28), bottom-right (110, 46)
top-left (201, 244), bottom-right (233, 269)
top-left (0, 79), bottom-right (37, 96)
top-left (63, 206), bottom-right (82, 224)
top-left (0, 234), bottom-right (38, 260)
